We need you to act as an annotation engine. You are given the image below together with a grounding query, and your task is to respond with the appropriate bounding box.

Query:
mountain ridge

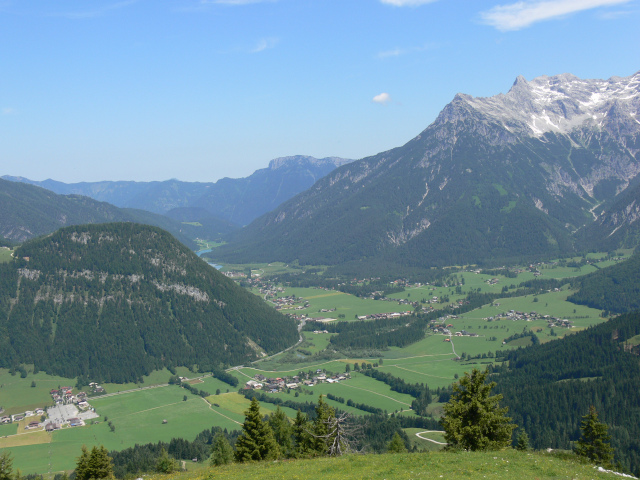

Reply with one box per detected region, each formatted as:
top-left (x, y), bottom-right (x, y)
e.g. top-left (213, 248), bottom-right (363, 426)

top-left (215, 71), bottom-right (640, 268)
top-left (3, 155), bottom-right (352, 226)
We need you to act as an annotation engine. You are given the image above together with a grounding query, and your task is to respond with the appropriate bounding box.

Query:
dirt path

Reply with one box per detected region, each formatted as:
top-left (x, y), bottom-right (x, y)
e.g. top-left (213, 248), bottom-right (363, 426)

top-left (200, 397), bottom-right (242, 425)
top-left (415, 430), bottom-right (447, 445)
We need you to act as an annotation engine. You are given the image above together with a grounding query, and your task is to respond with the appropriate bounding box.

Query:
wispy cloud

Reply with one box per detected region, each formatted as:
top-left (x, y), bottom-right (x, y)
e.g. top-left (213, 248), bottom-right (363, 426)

top-left (252, 37), bottom-right (279, 53)
top-left (373, 93), bottom-right (391, 105)
top-left (54, 0), bottom-right (140, 19)
top-left (380, 0), bottom-right (438, 5)
top-left (377, 42), bottom-right (439, 59)
top-left (480, 0), bottom-right (632, 31)
top-left (378, 48), bottom-right (405, 59)
top-left (2, 107), bottom-right (16, 115)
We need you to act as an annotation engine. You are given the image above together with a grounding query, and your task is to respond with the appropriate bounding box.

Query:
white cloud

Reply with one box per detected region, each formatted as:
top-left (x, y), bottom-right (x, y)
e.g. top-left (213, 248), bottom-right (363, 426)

top-left (373, 93), bottom-right (391, 104)
top-left (380, 0), bottom-right (438, 5)
top-left (480, 0), bottom-right (632, 31)
top-left (252, 37), bottom-right (279, 53)
top-left (2, 107), bottom-right (16, 115)
top-left (378, 48), bottom-right (405, 59)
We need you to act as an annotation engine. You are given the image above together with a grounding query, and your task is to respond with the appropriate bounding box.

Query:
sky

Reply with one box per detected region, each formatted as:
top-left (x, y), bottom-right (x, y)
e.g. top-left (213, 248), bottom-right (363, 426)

top-left (1, 0), bottom-right (638, 183)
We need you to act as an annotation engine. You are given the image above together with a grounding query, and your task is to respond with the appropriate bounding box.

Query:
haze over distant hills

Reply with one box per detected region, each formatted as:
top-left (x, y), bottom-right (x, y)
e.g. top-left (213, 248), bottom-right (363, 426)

top-left (215, 71), bottom-right (640, 269)
top-left (0, 178), bottom-right (200, 248)
top-left (3, 155), bottom-right (352, 227)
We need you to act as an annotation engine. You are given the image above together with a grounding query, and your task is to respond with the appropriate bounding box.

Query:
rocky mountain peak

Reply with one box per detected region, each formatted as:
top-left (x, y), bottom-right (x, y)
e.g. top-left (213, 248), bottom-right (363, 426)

top-left (448, 71), bottom-right (640, 138)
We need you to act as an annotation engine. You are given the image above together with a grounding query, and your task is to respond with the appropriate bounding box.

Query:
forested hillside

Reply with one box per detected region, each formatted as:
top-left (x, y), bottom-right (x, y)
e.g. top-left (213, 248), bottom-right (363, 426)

top-left (567, 253), bottom-right (640, 313)
top-left (0, 223), bottom-right (297, 382)
top-left (494, 311), bottom-right (640, 475)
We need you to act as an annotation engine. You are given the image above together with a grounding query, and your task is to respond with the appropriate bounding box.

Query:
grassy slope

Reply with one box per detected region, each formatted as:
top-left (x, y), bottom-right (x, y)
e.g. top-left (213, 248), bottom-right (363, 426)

top-left (152, 450), bottom-right (617, 480)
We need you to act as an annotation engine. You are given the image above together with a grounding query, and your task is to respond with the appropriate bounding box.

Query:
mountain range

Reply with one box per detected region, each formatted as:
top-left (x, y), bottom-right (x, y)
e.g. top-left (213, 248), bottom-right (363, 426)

top-left (3, 155), bottom-right (351, 227)
top-left (214, 71), bottom-right (640, 268)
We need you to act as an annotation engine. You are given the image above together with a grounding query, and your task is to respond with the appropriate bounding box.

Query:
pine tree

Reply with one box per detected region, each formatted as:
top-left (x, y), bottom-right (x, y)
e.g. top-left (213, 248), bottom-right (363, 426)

top-left (312, 395), bottom-right (335, 456)
top-left (234, 397), bottom-right (280, 462)
top-left (268, 406), bottom-right (293, 456)
top-left (86, 446), bottom-right (114, 479)
top-left (0, 452), bottom-right (13, 480)
top-left (575, 406), bottom-right (614, 467)
top-left (74, 446), bottom-right (90, 480)
top-left (292, 409), bottom-right (313, 457)
top-left (440, 368), bottom-right (516, 451)
top-left (387, 432), bottom-right (408, 453)
top-left (210, 432), bottom-right (234, 466)
top-left (516, 429), bottom-right (530, 451)
top-left (155, 447), bottom-right (179, 473)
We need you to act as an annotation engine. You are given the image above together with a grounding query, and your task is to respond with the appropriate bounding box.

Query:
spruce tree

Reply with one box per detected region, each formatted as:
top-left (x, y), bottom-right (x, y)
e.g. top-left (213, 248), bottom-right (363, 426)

top-left (387, 432), bottom-right (408, 453)
top-left (74, 446), bottom-right (90, 480)
top-left (440, 368), bottom-right (515, 451)
top-left (268, 406), bottom-right (293, 457)
top-left (312, 395), bottom-right (335, 455)
top-left (0, 452), bottom-right (13, 480)
top-left (234, 398), bottom-right (280, 462)
top-left (292, 409), bottom-right (313, 457)
top-left (211, 432), bottom-right (234, 466)
top-left (516, 429), bottom-right (530, 451)
top-left (575, 406), bottom-right (614, 467)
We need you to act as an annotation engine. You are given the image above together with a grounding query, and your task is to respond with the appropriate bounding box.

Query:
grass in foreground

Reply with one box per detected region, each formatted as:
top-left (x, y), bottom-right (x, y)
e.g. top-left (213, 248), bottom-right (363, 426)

top-left (149, 450), bottom-right (622, 480)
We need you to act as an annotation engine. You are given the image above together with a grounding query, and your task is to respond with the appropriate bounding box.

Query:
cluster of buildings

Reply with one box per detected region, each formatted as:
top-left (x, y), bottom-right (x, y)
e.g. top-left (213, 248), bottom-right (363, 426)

top-left (356, 311), bottom-right (412, 321)
top-left (0, 407), bottom-right (45, 425)
top-left (485, 310), bottom-right (572, 328)
top-left (50, 386), bottom-right (95, 406)
top-left (244, 370), bottom-right (351, 393)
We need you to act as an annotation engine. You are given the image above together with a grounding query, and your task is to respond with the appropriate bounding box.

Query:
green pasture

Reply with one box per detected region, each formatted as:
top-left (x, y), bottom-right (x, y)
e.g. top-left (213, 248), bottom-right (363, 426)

top-left (0, 247), bottom-right (13, 263)
top-left (5, 384), bottom-right (241, 474)
top-left (0, 368), bottom-right (78, 415)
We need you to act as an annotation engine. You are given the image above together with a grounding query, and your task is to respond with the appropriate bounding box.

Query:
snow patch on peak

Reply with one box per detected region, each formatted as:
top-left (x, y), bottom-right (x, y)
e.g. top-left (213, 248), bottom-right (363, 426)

top-left (459, 71), bottom-right (640, 137)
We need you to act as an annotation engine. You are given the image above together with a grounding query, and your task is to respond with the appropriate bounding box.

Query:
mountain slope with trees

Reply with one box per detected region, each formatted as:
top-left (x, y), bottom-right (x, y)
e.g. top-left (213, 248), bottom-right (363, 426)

top-left (0, 223), bottom-right (298, 382)
top-left (493, 310), bottom-right (640, 475)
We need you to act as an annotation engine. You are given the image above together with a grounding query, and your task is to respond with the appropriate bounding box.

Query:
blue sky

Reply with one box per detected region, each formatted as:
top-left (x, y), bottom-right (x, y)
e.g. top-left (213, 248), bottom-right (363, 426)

top-left (1, 0), bottom-right (638, 183)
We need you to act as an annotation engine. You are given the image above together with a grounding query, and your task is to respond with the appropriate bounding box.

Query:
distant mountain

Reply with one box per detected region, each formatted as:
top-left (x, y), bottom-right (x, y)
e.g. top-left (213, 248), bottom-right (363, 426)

top-left (3, 155), bottom-right (352, 226)
top-left (0, 178), bottom-right (198, 249)
top-left (215, 71), bottom-right (640, 268)
top-left (0, 223), bottom-right (298, 383)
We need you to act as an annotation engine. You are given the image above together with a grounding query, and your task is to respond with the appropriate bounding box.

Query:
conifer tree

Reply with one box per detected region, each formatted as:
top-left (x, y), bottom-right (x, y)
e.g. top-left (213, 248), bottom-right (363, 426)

top-left (440, 368), bottom-right (515, 451)
top-left (234, 398), bottom-right (280, 462)
top-left (387, 432), bottom-right (408, 453)
top-left (210, 432), bottom-right (234, 466)
top-left (268, 406), bottom-right (293, 456)
top-left (312, 395), bottom-right (335, 455)
top-left (74, 446), bottom-right (90, 480)
top-left (155, 447), bottom-right (179, 473)
top-left (0, 452), bottom-right (13, 480)
top-left (292, 409), bottom-right (313, 457)
top-left (575, 406), bottom-right (614, 467)
top-left (516, 429), bottom-right (530, 451)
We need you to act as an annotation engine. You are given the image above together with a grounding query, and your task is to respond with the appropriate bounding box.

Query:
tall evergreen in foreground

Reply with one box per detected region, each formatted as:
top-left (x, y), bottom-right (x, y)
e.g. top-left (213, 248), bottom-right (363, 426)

top-left (575, 406), bottom-right (614, 468)
top-left (441, 368), bottom-right (515, 451)
top-left (235, 398), bottom-right (280, 462)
